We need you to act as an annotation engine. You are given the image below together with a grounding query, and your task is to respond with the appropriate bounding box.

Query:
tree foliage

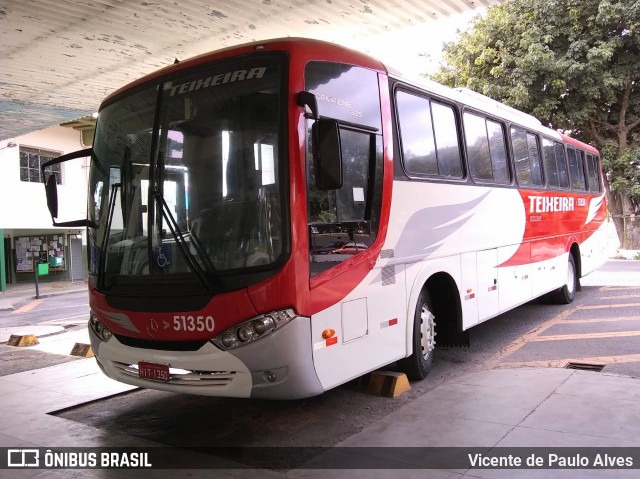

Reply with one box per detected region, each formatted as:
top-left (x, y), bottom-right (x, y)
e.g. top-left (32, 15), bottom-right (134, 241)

top-left (433, 0), bottom-right (640, 248)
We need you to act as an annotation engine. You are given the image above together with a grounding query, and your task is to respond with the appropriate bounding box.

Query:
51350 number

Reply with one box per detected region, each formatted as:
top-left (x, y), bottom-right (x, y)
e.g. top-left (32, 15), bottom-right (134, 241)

top-left (173, 315), bottom-right (215, 332)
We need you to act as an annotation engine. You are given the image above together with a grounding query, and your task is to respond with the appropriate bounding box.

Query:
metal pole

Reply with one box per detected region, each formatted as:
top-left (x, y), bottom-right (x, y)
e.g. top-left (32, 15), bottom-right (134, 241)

top-left (34, 256), bottom-right (39, 299)
top-left (0, 229), bottom-right (6, 292)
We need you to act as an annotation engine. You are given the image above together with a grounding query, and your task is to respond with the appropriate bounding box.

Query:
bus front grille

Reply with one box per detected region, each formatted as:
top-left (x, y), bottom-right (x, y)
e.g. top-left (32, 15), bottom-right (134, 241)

top-left (112, 361), bottom-right (236, 386)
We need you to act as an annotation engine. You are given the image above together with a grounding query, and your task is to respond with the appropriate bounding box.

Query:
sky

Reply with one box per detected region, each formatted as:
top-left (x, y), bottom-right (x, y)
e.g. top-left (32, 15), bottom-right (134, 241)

top-left (352, 9), bottom-right (485, 81)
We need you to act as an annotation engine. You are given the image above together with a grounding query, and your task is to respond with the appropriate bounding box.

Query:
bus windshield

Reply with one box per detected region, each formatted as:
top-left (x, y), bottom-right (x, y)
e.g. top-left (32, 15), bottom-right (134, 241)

top-left (88, 55), bottom-right (286, 288)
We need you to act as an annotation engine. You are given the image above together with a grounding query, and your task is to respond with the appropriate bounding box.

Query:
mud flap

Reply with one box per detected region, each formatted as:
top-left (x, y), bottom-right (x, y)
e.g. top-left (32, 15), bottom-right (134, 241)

top-left (436, 319), bottom-right (470, 348)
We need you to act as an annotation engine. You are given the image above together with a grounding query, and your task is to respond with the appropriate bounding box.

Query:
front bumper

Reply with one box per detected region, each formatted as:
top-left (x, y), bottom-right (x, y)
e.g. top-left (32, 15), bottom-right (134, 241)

top-left (90, 316), bottom-right (324, 399)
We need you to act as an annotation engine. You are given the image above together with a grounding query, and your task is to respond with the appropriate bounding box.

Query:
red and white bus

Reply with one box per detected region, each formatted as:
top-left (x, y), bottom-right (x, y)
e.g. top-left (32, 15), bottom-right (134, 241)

top-left (43, 38), bottom-right (608, 399)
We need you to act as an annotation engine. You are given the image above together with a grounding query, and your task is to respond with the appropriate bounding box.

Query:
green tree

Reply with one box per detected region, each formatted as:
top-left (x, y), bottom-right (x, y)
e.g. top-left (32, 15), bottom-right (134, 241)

top-left (433, 0), bottom-right (640, 249)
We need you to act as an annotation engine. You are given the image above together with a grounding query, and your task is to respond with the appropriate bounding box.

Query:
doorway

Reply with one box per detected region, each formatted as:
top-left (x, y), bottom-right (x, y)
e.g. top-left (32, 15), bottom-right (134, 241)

top-left (70, 237), bottom-right (83, 280)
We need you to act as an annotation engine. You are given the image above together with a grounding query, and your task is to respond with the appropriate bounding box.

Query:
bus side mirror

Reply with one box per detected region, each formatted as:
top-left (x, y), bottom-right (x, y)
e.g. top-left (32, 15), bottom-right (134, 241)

top-left (45, 174), bottom-right (59, 219)
top-left (41, 147), bottom-right (97, 228)
top-left (312, 119), bottom-right (343, 190)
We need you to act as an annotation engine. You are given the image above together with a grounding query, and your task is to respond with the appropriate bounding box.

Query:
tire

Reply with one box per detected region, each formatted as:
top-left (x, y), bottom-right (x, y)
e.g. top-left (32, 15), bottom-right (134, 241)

top-left (551, 254), bottom-right (577, 304)
top-left (400, 289), bottom-right (436, 380)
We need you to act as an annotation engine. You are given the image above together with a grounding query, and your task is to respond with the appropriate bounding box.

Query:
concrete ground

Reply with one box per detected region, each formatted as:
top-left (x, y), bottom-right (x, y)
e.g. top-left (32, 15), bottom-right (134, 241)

top-left (0, 360), bottom-right (638, 478)
top-left (0, 280), bottom-right (87, 312)
top-left (0, 244), bottom-right (638, 477)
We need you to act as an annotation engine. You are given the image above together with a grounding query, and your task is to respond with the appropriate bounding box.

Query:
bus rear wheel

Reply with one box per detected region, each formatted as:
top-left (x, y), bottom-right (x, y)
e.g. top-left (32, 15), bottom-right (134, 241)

top-left (551, 254), bottom-right (577, 304)
top-left (400, 289), bottom-right (435, 380)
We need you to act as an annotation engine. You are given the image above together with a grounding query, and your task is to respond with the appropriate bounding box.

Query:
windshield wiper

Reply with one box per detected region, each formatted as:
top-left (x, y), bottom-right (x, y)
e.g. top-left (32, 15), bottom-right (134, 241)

top-left (98, 182), bottom-right (120, 289)
top-left (153, 191), bottom-right (219, 290)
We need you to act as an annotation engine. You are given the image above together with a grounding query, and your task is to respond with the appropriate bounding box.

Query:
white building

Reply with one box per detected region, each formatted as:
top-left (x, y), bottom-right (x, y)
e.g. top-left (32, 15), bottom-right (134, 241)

top-left (0, 125), bottom-right (91, 289)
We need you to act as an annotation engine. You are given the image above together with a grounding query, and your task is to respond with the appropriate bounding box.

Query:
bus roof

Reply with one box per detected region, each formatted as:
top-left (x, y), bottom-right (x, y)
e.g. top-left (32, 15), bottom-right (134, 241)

top-left (386, 71), bottom-right (563, 140)
top-left (101, 37), bottom-right (597, 155)
top-left (102, 37), bottom-right (386, 105)
top-left (560, 133), bottom-right (600, 155)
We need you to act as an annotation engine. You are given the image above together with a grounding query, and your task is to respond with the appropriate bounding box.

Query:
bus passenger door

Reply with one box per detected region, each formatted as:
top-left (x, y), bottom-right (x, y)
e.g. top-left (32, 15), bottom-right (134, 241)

top-left (304, 61), bottom-right (403, 389)
top-left (306, 119), bottom-right (397, 388)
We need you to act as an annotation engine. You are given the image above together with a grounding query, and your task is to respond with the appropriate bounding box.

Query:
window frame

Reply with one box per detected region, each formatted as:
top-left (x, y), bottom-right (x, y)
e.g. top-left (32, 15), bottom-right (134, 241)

top-left (394, 87), bottom-right (465, 182)
top-left (585, 153), bottom-right (602, 193)
top-left (541, 137), bottom-right (570, 190)
top-left (462, 109), bottom-right (512, 185)
top-left (509, 125), bottom-right (545, 189)
top-left (19, 145), bottom-right (63, 185)
top-left (566, 147), bottom-right (587, 192)
top-left (306, 61), bottom-right (385, 278)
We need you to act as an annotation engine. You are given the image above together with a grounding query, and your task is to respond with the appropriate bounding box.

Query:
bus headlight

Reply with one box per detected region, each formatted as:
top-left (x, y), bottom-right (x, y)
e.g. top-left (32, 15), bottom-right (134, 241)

top-left (90, 312), bottom-right (113, 342)
top-left (212, 308), bottom-right (296, 351)
top-left (221, 332), bottom-right (237, 349)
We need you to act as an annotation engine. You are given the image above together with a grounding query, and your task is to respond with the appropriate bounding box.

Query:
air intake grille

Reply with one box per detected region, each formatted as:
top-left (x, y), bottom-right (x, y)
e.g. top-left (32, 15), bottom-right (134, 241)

top-left (114, 334), bottom-right (208, 351)
top-left (112, 361), bottom-right (236, 386)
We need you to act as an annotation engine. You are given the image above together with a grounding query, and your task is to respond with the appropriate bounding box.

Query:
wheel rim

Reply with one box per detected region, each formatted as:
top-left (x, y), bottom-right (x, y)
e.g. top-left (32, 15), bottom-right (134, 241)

top-left (419, 303), bottom-right (436, 359)
top-left (567, 259), bottom-right (576, 296)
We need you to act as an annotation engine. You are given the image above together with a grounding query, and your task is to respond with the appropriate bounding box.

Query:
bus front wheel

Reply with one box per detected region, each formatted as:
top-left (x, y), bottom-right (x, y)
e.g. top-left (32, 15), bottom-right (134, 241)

top-left (400, 289), bottom-right (435, 380)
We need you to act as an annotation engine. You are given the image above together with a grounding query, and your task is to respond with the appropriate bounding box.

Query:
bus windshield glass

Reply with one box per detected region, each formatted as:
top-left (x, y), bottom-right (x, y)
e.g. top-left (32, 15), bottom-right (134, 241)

top-left (88, 55), bottom-right (286, 288)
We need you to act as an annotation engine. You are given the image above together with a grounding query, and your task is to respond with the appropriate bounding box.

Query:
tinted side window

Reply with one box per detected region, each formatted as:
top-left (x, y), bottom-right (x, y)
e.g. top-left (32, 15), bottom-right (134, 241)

top-left (542, 138), bottom-right (560, 188)
top-left (528, 133), bottom-right (543, 186)
top-left (511, 128), bottom-right (531, 185)
top-left (396, 91), bottom-right (438, 176)
top-left (464, 113), bottom-right (492, 181)
top-left (510, 127), bottom-right (543, 187)
top-left (396, 91), bottom-right (463, 178)
top-left (431, 102), bottom-right (463, 178)
top-left (542, 138), bottom-right (569, 188)
top-left (464, 113), bottom-right (510, 184)
top-left (555, 143), bottom-right (569, 188)
top-left (487, 120), bottom-right (509, 183)
top-left (305, 62), bottom-right (381, 131)
top-left (585, 153), bottom-right (602, 192)
top-left (543, 139), bottom-right (570, 189)
top-left (305, 62), bottom-right (384, 277)
top-left (567, 148), bottom-right (586, 191)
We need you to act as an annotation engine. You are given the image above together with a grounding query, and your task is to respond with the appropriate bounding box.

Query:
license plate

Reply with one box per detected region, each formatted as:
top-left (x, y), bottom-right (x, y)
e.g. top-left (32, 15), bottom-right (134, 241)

top-left (138, 361), bottom-right (170, 382)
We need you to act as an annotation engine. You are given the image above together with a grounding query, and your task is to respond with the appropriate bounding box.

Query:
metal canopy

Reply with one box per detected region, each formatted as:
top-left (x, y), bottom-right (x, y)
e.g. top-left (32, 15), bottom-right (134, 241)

top-left (0, 0), bottom-right (500, 140)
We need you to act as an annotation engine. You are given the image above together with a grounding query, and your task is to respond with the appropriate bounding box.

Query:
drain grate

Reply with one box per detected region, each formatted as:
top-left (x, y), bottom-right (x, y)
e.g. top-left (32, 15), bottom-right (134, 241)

top-left (565, 362), bottom-right (605, 372)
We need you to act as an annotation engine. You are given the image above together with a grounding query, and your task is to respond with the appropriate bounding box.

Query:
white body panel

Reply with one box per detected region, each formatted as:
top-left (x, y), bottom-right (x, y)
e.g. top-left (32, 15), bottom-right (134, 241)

top-left (580, 219), bottom-right (609, 276)
top-left (311, 262), bottom-right (408, 391)
top-left (310, 180), bottom-right (608, 391)
top-left (476, 248), bottom-right (499, 320)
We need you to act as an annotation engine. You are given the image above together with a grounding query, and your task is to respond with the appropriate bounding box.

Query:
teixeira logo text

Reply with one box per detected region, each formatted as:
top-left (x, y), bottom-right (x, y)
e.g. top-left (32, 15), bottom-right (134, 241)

top-left (529, 196), bottom-right (575, 213)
